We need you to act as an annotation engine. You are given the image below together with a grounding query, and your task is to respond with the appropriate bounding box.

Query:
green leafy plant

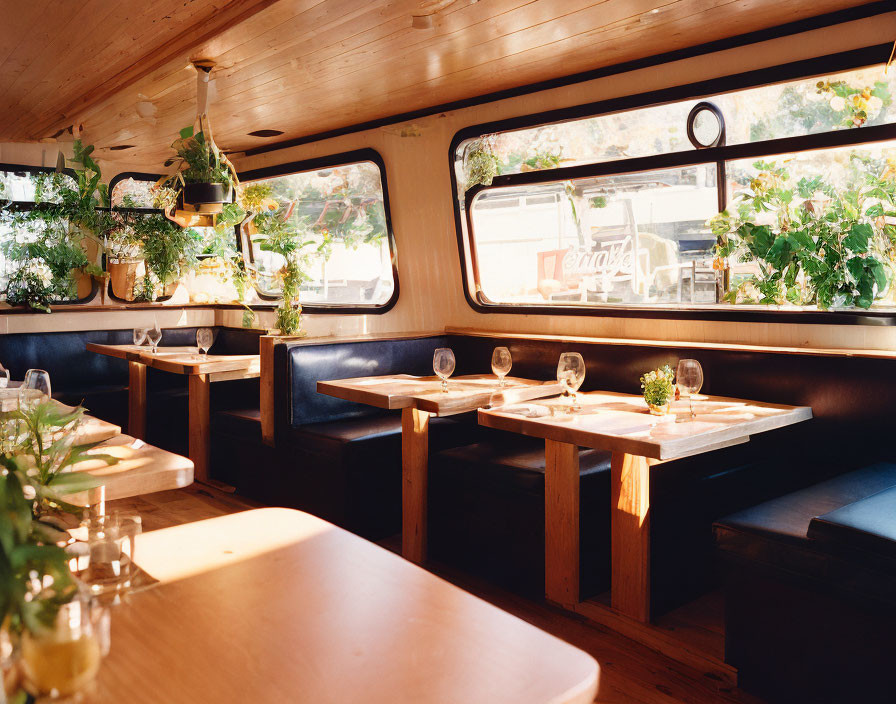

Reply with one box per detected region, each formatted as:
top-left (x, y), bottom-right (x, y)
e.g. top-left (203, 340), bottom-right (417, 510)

top-left (159, 124), bottom-right (237, 196)
top-left (0, 401), bottom-right (108, 648)
top-left (132, 215), bottom-right (201, 299)
top-left (254, 209), bottom-right (328, 335)
top-left (712, 156), bottom-right (896, 309)
top-left (4, 261), bottom-right (55, 313)
top-left (463, 137), bottom-right (501, 190)
top-left (640, 365), bottom-right (675, 407)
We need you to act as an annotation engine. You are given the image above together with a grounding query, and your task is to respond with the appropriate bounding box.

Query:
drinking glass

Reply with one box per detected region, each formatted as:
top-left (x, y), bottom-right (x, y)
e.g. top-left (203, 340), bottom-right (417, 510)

top-left (146, 322), bottom-right (162, 353)
top-left (491, 347), bottom-right (512, 388)
top-left (196, 328), bottom-right (214, 356)
top-left (433, 348), bottom-right (456, 393)
top-left (557, 352), bottom-right (586, 412)
top-left (132, 327), bottom-right (147, 347)
top-left (20, 595), bottom-right (105, 702)
top-left (74, 511), bottom-right (142, 596)
top-left (0, 363), bottom-right (9, 388)
top-left (20, 369), bottom-right (51, 410)
top-left (676, 359), bottom-right (704, 420)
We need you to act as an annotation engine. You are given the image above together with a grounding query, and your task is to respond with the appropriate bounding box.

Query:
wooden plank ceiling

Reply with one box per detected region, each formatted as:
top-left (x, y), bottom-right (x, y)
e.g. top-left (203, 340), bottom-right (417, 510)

top-left (0, 0), bottom-right (878, 171)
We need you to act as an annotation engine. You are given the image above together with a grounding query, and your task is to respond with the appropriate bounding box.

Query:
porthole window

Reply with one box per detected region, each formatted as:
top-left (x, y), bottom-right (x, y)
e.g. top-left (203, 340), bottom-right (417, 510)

top-left (686, 102), bottom-right (726, 149)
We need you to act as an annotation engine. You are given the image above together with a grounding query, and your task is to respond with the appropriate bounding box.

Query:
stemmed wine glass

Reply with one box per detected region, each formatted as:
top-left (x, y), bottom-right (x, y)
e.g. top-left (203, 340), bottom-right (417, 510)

top-left (676, 359), bottom-right (704, 421)
top-left (557, 352), bottom-right (586, 412)
top-left (132, 327), bottom-right (147, 347)
top-left (491, 347), bottom-right (512, 388)
top-left (146, 321), bottom-right (162, 353)
top-left (196, 328), bottom-right (214, 356)
top-left (433, 348), bottom-right (456, 393)
top-left (20, 369), bottom-right (51, 410)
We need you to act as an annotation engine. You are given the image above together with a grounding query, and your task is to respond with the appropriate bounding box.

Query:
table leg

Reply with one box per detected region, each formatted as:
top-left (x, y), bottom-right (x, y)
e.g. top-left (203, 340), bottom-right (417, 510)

top-left (127, 361), bottom-right (147, 440)
top-left (610, 451), bottom-right (651, 622)
top-left (544, 439), bottom-right (580, 608)
top-left (401, 406), bottom-right (430, 564)
top-left (188, 374), bottom-right (210, 483)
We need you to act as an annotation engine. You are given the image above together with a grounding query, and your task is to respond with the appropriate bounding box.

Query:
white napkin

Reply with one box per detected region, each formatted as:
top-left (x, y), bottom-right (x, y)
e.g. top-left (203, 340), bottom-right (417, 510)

top-left (500, 404), bottom-right (551, 418)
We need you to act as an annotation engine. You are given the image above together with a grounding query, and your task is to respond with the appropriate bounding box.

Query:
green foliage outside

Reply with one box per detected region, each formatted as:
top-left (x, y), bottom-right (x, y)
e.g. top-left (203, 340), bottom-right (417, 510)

top-left (711, 155), bottom-right (896, 309)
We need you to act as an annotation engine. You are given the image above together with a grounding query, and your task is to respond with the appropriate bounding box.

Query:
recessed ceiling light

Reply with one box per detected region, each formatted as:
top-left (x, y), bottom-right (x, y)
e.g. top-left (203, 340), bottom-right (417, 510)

top-left (248, 129), bottom-right (284, 138)
top-left (108, 144), bottom-right (135, 151)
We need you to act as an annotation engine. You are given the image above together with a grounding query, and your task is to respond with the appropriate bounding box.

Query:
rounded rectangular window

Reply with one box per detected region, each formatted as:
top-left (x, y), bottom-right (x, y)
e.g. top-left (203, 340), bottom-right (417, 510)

top-left (239, 155), bottom-right (396, 309)
top-left (468, 165), bottom-right (719, 307)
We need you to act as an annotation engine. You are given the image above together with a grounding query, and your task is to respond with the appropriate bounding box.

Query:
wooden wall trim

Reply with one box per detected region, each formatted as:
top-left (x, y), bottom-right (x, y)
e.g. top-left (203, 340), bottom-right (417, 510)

top-left (444, 327), bottom-right (896, 361)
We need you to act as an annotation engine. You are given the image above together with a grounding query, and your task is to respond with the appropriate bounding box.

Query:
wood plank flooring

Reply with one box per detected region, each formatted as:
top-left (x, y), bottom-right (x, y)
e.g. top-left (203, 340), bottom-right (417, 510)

top-left (107, 487), bottom-right (764, 704)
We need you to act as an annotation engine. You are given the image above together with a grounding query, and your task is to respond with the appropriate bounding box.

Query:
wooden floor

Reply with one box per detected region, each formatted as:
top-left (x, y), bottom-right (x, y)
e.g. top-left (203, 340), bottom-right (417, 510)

top-left (108, 487), bottom-right (765, 704)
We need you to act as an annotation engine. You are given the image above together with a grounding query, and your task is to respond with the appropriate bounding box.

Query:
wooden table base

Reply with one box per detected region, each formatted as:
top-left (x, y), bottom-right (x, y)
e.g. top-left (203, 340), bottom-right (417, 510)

top-left (545, 439), bottom-right (581, 609)
top-left (610, 451), bottom-right (652, 622)
top-left (401, 406), bottom-right (430, 564)
top-left (127, 361), bottom-right (147, 440)
top-left (188, 374), bottom-right (210, 483)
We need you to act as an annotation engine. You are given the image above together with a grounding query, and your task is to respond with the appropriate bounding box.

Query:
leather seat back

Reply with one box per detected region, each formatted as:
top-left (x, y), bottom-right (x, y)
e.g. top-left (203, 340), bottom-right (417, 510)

top-left (274, 335), bottom-right (450, 433)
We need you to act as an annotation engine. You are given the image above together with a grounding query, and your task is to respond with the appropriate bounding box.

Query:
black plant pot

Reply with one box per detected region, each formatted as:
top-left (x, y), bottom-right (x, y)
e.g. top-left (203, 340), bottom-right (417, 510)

top-left (183, 182), bottom-right (226, 206)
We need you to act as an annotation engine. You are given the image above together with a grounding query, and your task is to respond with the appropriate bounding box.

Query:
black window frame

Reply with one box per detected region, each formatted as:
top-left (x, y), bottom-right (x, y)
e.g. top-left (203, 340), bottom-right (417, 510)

top-left (0, 163), bottom-right (100, 305)
top-left (237, 148), bottom-right (400, 315)
top-left (449, 43), bottom-right (896, 326)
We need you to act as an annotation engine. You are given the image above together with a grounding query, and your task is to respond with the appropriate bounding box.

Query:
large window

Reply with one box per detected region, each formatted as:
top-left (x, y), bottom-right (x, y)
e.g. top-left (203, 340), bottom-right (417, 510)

top-left (454, 48), bottom-right (896, 320)
top-left (239, 150), bottom-right (397, 310)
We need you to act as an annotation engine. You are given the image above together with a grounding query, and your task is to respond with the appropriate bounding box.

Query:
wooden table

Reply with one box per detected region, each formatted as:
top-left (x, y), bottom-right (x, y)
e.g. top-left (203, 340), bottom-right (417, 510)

top-left (479, 392), bottom-right (812, 623)
top-left (65, 433), bottom-right (194, 509)
top-left (318, 374), bottom-right (561, 564)
top-left (86, 343), bottom-right (260, 482)
top-left (94, 508), bottom-right (599, 704)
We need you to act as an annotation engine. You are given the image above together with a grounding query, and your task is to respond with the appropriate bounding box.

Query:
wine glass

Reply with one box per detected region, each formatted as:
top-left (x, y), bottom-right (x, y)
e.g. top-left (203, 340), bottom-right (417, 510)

top-left (676, 359), bottom-right (704, 420)
top-left (557, 352), bottom-right (586, 412)
top-left (196, 328), bottom-right (214, 356)
top-left (146, 322), bottom-right (162, 353)
top-left (433, 348), bottom-right (456, 393)
top-left (132, 327), bottom-right (147, 347)
top-left (20, 369), bottom-right (51, 410)
top-left (491, 347), bottom-right (512, 388)
top-left (0, 362), bottom-right (9, 388)
top-left (20, 594), bottom-right (105, 702)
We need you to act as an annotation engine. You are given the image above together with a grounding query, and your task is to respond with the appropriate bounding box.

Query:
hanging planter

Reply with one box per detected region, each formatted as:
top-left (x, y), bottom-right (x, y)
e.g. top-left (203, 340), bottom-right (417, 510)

top-left (156, 113), bottom-right (239, 228)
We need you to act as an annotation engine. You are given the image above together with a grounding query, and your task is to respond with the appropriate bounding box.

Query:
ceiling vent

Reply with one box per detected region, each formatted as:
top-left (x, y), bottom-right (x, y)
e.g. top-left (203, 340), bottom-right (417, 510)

top-left (248, 129), bottom-right (284, 138)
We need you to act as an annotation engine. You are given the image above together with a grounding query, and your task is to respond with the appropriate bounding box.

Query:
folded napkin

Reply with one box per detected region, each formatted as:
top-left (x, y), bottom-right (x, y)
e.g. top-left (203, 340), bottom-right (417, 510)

top-left (499, 404), bottom-right (551, 418)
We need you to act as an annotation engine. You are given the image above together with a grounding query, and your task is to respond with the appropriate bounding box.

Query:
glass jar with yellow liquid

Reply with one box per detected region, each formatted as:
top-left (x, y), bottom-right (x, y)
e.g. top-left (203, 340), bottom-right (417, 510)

top-left (21, 596), bottom-right (107, 702)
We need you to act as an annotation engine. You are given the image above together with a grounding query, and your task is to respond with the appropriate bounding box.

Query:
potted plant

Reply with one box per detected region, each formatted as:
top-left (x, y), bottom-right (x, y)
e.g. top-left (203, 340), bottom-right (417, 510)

top-left (0, 401), bottom-right (112, 702)
top-left (156, 117), bottom-right (239, 227)
top-left (252, 205), bottom-right (329, 336)
top-left (104, 223), bottom-right (144, 302)
top-left (132, 214), bottom-right (202, 301)
top-left (640, 365), bottom-right (675, 416)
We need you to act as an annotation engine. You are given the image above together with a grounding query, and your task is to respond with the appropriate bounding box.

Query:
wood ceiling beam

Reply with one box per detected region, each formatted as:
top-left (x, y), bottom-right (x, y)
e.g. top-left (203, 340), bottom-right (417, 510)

top-left (25, 0), bottom-right (284, 143)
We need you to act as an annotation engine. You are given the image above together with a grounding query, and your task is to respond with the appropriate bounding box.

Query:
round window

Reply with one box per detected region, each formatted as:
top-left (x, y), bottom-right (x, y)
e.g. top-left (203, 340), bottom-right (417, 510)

top-left (686, 102), bottom-right (725, 149)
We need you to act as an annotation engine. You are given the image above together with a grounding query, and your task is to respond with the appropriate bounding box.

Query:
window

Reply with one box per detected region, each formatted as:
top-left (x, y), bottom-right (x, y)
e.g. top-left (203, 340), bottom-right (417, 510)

top-left (453, 49), bottom-right (896, 321)
top-left (239, 150), bottom-right (397, 310)
top-left (110, 175), bottom-right (157, 208)
top-left (0, 167), bottom-right (89, 304)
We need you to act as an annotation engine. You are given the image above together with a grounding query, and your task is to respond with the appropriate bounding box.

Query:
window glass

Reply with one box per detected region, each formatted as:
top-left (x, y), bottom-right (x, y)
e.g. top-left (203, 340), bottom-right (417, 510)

top-left (0, 170), bottom-right (76, 203)
top-left (111, 177), bottom-right (156, 207)
top-left (721, 141), bottom-right (896, 310)
top-left (456, 65), bottom-right (896, 189)
top-left (241, 160), bottom-right (395, 306)
top-left (469, 164), bottom-right (719, 306)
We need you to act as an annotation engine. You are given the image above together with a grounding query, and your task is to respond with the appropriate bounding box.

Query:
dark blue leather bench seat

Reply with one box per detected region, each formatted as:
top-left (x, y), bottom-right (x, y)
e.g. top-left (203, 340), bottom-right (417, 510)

top-left (0, 326), bottom-right (260, 459)
top-left (268, 335), bottom-right (487, 539)
top-left (714, 463), bottom-right (896, 703)
top-left (430, 437), bottom-right (612, 598)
